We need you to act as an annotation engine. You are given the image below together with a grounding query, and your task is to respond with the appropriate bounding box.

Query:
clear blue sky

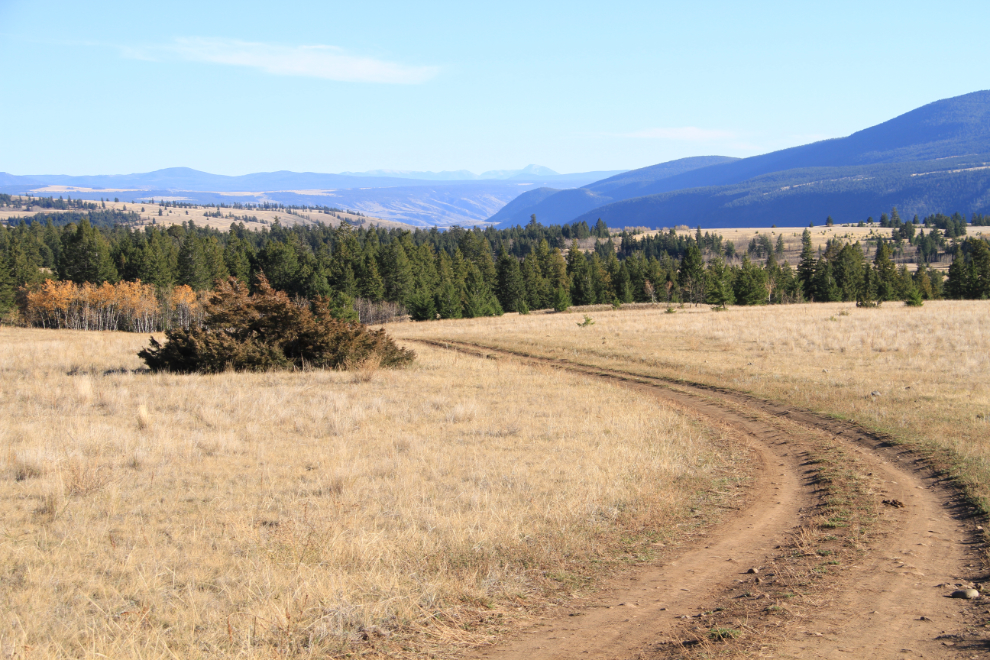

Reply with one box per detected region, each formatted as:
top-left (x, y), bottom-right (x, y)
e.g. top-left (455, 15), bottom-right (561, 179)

top-left (2, 0), bottom-right (988, 176)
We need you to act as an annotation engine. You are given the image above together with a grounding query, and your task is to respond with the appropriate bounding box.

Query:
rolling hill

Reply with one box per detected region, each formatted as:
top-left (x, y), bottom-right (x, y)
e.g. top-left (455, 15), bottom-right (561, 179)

top-left (0, 166), bottom-right (625, 227)
top-left (493, 90), bottom-right (990, 229)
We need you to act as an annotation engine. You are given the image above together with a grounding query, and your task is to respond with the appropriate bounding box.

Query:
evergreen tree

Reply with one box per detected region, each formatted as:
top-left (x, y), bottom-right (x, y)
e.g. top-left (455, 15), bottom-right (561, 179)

top-left (913, 265), bottom-right (934, 300)
top-left (813, 259), bottom-right (841, 302)
top-left (734, 255), bottom-right (768, 305)
top-left (254, 238), bottom-right (301, 295)
top-left (566, 240), bottom-right (594, 305)
top-left (202, 236), bottom-right (230, 286)
top-left (223, 234), bottom-right (252, 283)
top-left (434, 251), bottom-right (462, 319)
top-left (615, 261), bottom-right (634, 303)
top-left (705, 256), bottom-right (734, 308)
top-left (382, 240), bottom-right (415, 304)
top-left (6, 237), bottom-right (44, 287)
top-left (177, 234), bottom-right (212, 291)
top-left (521, 251), bottom-right (547, 310)
top-left (969, 239), bottom-right (990, 299)
top-left (551, 285), bottom-right (571, 312)
top-left (496, 247), bottom-right (527, 313)
top-left (357, 251), bottom-right (385, 301)
top-left (832, 243), bottom-right (865, 301)
top-left (873, 241), bottom-right (897, 300)
top-left (462, 264), bottom-right (502, 317)
top-left (60, 219), bottom-right (118, 284)
top-left (678, 241), bottom-right (705, 303)
top-left (797, 229), bottom-right (815, 299)
top-left (946, 250), bottom-right (969, 299)
top-left (0, 250), bottom-right (15, 316)
top-left (139, 230), bottom-right (177, 290)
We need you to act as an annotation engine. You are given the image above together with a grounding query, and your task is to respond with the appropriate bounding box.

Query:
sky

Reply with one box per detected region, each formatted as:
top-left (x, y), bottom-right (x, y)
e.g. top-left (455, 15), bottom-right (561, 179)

top-left (2, 0), bottom-right (989, 176)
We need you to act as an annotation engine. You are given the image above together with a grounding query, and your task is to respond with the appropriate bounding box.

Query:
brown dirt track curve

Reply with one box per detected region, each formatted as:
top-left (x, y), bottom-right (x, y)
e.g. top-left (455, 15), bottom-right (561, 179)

top-left (410, 339), bottom-right (989, 660)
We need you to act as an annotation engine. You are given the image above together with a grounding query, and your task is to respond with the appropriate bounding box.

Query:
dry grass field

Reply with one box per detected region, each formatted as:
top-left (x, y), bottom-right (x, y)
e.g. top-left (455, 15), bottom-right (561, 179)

top-left (0, 328), bottom-right (740, 659)
top-left (614, 225), bottom-right (990, 271)
top-left (0, 195), bottom-right (412, 232)
top-left (389, 301), bottom-right (990, 511)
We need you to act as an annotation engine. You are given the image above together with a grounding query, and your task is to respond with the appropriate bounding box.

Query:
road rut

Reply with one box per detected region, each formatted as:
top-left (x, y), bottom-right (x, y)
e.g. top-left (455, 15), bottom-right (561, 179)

top-left (411, 339), bottom-right (986, 660)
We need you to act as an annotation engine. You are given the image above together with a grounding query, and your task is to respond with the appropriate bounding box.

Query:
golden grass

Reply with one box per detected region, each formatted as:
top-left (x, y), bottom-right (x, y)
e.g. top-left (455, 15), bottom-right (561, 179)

top-left (0, 196), bottom-right (412, 232)
top-left (0, 327), bottom-right (735, 658)
top-left (389, 300), bottom-right (990, 509)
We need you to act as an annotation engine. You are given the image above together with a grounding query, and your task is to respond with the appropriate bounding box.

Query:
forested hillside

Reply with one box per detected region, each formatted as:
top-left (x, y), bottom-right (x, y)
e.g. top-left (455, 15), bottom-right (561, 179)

top-left (2, 209), bottom-right (988, 332)
top-left (493, 90), bottom-right (990, 229)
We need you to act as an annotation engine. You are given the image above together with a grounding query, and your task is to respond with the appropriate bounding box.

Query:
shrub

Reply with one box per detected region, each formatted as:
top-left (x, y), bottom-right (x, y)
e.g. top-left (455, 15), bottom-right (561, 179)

top-left (138, 276), bottom-right (415, 373)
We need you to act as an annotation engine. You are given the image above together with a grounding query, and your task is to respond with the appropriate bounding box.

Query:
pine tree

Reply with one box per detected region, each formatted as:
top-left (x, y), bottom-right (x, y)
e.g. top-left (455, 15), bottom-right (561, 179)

top-left (733, 255), bottom-right (768, 305)
top-left (434, 251), bottom-right (462, 319)
top-left (678, 241), bottom-right (704, 304)
top-left (0, 249), bottom-right (15, 315)
top-left (357, 251), bottom-right (385, 301)
top-left (202, 236), bottom-right (229, 286)
top-left (856, 263), bottom-right (879, 307)
top-left (566, 240), bottom-right (594, 305)
top-left (811, 259), bottom-right (841, 302)
top-left (177, 234), bottom-right (212, 291)
top-left (705, 256), bottom-right (734, 308)
top-left (873, 241), bottom-right (897, 300)
top-left (521, 252), bottom-right (547, 310)
top-left (615, 261), bottom-right (633, 303)
top-left (381, 241), bottom-right (414, 304)
top-left (496, 248), bottom-right (527, 313)
top-left (255, 238), bottom-right (302, 295)
top-left (969, 239), bottom-right (990, 299)
top-left (462, 264), bottom-right (502, 317)
top-left (60, 219), bottom-right (118, 284)
top-left (139, 230), bottom-right (177, 290)
top-left (797, 229), bottom-right (815, 299)
top-left (223, 234), bottom-right (252, 283)
top-left (945, 250), bottom-right (967, 299)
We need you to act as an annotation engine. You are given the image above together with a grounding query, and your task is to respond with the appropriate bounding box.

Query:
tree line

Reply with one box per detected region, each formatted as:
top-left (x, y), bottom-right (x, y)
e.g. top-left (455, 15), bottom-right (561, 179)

top-left (1, 211), bottom-right (989, 326)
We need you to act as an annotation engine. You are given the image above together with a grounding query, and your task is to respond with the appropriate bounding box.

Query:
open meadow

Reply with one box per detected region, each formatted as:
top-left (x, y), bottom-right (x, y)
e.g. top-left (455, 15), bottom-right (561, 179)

top-left (390, 300), bottom-right (990, 512)
top-left (0, 195), bottom-right (410, 232)
top-left (0, 328), bottom-right (740, 659)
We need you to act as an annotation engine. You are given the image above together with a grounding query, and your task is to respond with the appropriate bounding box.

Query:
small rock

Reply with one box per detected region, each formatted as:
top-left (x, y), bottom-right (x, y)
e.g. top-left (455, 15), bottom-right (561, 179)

top-left (755, 577), bottom-right (763, 584)
top-left (871, 390), bottom-right (882, 397)
top-left (951, 589), bottom-right (980, 599)
top-left (822, 368), bottom-right (829, 373)
top-left (747, 568), bottom-right (760, 574)
top-left (883, 499), bottom-right (905, 508)
top-left (620, 602), bottom-right (638, 608)
top-left (919, 616), bottom-right (931, 621)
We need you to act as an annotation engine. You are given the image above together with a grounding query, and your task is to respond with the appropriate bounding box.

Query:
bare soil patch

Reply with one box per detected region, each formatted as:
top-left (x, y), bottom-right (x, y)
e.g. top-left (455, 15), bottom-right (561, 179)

top-left (410, 339), bottom-right (987, 659)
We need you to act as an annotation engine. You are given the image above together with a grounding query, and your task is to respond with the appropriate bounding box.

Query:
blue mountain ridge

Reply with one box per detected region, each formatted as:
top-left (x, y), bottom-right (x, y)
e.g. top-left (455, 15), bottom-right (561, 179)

top-left (493, 90), bottom-right (990, 229)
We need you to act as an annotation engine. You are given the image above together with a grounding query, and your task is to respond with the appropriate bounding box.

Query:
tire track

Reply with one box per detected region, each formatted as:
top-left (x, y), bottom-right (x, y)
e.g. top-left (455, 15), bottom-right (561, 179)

top-left (410, 339), bottom-right (986, 659)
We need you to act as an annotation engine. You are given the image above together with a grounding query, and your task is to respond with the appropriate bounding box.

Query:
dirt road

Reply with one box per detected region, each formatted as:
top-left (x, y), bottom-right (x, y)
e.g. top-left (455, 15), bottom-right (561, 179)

top-left (412, 339), bottom-right (987, 660)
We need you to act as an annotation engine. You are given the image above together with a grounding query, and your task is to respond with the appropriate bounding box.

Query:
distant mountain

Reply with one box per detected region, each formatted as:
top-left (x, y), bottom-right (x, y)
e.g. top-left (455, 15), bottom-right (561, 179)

top-left (489, 156), bottom-right (737, 227)
top-left (341, 164), bottom-right (626, 184)
top-left (0, 166), bottom-right (627, 226)
top-left (492, 90), bottom-right (990, 229)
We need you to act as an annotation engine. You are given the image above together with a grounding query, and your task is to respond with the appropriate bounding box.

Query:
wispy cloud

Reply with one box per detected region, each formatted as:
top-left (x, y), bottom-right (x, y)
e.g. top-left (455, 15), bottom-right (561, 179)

top-left (123, 37), bottom-right (438, 84)
top-left (619, 127), bottom-right (737, 141)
